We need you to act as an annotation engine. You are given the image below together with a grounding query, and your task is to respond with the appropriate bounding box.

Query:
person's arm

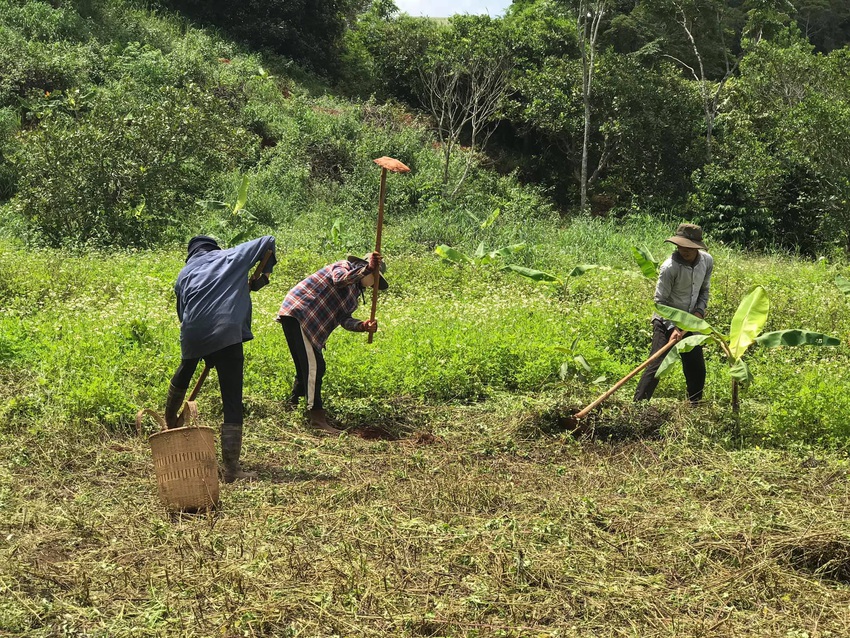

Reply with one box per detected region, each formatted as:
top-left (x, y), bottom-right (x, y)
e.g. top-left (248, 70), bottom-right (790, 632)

top-left (233, 236), bottom-right (278, 287)
top-left (342, 316), bottom-right (377, 333)
top-left (654, 260), bottom-right (674, 307)
top-left (341, 315), bottom-right (362, 331)
top-left (693, 255), bottom-right (713, 318)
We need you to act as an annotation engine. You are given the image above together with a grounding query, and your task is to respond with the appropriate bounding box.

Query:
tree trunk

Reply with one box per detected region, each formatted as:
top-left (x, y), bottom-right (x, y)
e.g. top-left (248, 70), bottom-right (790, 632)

top-left (577, 0), bottom-right (605, 214)
top-left (581, 96), bottom-right (591, 212)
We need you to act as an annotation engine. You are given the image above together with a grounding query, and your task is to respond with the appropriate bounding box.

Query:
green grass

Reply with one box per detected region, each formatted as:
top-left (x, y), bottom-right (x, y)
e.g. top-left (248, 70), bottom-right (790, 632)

top-left (3, 2), bottom-right (850, 634)
top-left (3, 144), bottom-right (850, 638)
top-left (2, 212), bottom-right (850, 443)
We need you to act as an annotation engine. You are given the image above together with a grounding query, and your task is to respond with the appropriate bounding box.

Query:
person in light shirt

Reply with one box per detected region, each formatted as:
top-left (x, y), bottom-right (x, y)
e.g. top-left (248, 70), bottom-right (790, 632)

top-left (634, 224), bottom-right (713, 403)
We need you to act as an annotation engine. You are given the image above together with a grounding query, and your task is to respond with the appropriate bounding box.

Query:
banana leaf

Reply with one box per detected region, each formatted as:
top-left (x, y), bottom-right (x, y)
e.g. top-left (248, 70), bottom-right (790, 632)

top-left (655, 333), bottom-right (712, 378)
top-left (503, 264), bottom-right (562, 284)
top-left (729, 285), bottom-right (769, 359)
top-left (480, 208), bottom-right (500, 229)
top-left (729, 358), bottom-right (753, 386)
top-left (233, 175), bottom-right (249, 214)
top-left (654, 304), bottom-right (715, 334)
top-left (435, 245), bottom-right (471, 264)
top-left (631, 245), bottom-right (658, 279)
top-left (755, 330), bottom-right (841, 347)
top-left (491, 244), bottom-right (526, 260)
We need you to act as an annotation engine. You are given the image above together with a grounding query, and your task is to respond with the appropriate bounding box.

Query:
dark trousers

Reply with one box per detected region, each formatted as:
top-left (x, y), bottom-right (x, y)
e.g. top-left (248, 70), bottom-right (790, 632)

top-left (280, 316), bottom-right (325, 410)
top-left (634, 320), bottom-right (705, 403)
top-left (171, 341), bottom-right (244, 424)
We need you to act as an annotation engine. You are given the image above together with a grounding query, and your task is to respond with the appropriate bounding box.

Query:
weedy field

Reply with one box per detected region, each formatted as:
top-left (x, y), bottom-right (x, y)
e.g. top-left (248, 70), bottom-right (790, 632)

top-left (3, 407), bottom-right (850, 637)
top-left (2, 216), bottom-right (850, 636)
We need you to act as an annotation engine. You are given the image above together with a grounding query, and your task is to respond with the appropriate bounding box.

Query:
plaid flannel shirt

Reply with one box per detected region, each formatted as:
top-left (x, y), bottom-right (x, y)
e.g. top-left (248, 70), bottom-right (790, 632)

top-left (277, 259), bottom-right (368, 350)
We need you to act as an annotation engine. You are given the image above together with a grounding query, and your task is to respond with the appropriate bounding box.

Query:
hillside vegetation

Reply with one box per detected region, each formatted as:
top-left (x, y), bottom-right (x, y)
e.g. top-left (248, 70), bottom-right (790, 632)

top-left (2, 0), bottom-right (850, 636)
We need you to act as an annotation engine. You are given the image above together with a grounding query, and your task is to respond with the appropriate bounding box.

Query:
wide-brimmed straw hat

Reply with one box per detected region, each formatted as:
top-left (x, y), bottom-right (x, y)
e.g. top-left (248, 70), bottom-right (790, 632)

top-left (348, 254), bottom-right (388, 290)
top-left (664, 223), bottom-right (707, 250)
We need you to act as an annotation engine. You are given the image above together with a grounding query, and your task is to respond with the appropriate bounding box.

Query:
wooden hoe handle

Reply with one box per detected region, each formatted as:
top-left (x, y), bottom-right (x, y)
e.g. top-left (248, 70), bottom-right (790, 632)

top-left (367, 168), bottom-right (388, 344)
top-left (574, 334), bottom-right (681, 420)
top-left (250, 249), bottom-right (274, 285)
top-left (367, 157), bottom-right (409, 345)
top-left (175, 365), bottom-right (210, 428)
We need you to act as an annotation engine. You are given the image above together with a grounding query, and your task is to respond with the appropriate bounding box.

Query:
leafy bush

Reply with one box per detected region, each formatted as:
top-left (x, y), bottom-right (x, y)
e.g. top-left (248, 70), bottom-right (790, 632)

top-left (0, 28), bottom-right (93, 106)
top-left (11, 81), bottom-right (259, 246)
top-left (692, 35), bottom-right (850, 255)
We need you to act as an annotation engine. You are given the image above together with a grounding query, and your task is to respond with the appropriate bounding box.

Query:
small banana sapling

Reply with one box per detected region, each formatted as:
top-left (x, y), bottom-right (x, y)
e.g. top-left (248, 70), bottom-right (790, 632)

top-left (503, 244), bottom-right (660, 286)
top-left (196, 174), bottom-right (258, 246)
top-left (654, 285), bottom-right (840, 412)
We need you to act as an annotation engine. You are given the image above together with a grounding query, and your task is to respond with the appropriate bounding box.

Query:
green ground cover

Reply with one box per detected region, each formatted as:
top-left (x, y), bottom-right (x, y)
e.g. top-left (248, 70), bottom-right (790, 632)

top-left (3, 186), bottom-right (850, 638)
top-left (2, 215), bottom-right (849, 445)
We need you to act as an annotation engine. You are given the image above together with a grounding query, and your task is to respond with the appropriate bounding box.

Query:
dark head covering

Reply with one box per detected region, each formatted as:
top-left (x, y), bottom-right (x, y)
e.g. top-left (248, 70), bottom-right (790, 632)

top-left (348, 254), bottom-right (389, 290)
top-left (664, 223), bottom-right (707, 250)
top-left (186, 235), bottom-right (221, 262)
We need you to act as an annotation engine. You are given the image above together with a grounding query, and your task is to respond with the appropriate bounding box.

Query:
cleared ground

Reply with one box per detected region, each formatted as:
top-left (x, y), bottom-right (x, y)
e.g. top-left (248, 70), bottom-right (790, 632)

top-left (2, 399), bottom-right (849, 637)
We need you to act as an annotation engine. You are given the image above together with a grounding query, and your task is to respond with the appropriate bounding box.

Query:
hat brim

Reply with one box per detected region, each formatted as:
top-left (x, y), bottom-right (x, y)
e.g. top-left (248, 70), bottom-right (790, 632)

top-left (347, 255), bottom-right (389, 290)
top-left (665, 236), bottom-right (707, 250)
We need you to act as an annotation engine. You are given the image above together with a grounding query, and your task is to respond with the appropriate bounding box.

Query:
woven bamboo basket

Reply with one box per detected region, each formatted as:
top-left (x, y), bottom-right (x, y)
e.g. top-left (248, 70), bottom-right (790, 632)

top-left (136, 403), bottom-right (219, 512)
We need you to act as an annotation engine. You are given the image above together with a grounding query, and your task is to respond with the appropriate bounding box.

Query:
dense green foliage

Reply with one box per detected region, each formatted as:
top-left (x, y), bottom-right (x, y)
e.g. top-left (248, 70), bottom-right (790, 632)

top-left (158, 0), bottom-right (369, 73)
top-left (344, 0), bottom-right (850, 254)
top-left (2, 0), bottom-right (849, 252)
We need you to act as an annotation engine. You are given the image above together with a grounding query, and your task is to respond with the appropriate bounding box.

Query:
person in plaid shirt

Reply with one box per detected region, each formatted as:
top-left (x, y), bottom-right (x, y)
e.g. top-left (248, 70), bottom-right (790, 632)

top-left (277, 252), bottom-right (387, 434)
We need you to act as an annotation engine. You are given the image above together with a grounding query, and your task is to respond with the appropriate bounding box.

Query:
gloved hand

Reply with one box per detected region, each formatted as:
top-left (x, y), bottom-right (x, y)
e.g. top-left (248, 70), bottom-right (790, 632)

top-left (367, 251), bottom-right (381, 273)
top-left (357, 319), bottom-right (378, 333)
top-left (249, 273), bottom-right (269, 292)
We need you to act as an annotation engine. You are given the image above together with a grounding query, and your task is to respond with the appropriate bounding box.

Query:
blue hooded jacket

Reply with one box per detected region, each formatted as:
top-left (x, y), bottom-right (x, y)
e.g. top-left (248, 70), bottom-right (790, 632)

top-left (175, 235), bottom-right (277, 359)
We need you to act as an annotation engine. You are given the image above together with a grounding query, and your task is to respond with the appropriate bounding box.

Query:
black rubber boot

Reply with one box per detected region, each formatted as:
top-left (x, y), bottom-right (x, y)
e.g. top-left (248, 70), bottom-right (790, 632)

top-left (221, 423), bottom-right (257, 483)
top-left (164, 383), bottom-right (188, 429)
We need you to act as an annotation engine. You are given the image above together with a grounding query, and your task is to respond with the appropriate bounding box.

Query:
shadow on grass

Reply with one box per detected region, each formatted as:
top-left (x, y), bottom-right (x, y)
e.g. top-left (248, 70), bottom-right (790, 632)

top-left (251, 464), bottom-right (341, 484)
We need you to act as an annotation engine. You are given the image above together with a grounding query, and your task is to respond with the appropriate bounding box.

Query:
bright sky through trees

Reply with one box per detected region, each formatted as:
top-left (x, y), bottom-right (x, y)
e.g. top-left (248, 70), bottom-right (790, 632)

top-left (395, 0), bottom-right (513, 16)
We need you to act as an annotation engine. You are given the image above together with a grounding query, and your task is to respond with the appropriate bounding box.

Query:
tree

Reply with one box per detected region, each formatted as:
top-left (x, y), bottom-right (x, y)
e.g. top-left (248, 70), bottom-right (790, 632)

top-left (576, 0), bottom-right (607, 212)
top-left (342, 3), bottom-right (439, 102)
top-left (692, 31), bottom-right (850, 254)
top-left (417, 16), bottom-right (512, 199)
top-left (793, 0), bottom-right (850, 52)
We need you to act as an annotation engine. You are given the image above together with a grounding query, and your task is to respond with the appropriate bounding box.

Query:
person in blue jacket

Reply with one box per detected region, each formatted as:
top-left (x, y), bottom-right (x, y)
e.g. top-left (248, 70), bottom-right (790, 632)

top-left (166, 235), bottom-right (277, 482)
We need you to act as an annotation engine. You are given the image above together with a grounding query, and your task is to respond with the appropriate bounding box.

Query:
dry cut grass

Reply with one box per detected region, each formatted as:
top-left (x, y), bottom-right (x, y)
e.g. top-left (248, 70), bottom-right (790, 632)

top-left (2, 400), bottom-right (850, 637)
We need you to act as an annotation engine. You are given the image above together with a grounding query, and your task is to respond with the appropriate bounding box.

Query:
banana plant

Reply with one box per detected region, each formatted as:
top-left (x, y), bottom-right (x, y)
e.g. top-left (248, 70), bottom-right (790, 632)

top-left (435, 242), bottom-right (526, 267)
top-left (504, 244), bottom-right (659, 287)
top-left (836, 275), bottom-right (850, 295)
top-left (196, 175), bottom-right (258, 245)
top-left (555, 336), bottom-right (607, 385)
top-left (631, 245), bottom-right (659, 280)
top-left (655, 285), bottom-right (840, 412)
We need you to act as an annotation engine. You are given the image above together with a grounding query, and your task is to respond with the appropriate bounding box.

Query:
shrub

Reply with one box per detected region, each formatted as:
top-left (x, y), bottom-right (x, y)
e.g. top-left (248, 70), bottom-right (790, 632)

top-left (11, 81), bottom-right (259, 247)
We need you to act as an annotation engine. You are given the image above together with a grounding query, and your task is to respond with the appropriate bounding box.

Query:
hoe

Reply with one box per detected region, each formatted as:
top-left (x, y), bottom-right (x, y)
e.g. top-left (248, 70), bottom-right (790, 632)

top-left (567, 333), bottom-right (681, 428)
top-left (366, 156), bottom-right (410, 344)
